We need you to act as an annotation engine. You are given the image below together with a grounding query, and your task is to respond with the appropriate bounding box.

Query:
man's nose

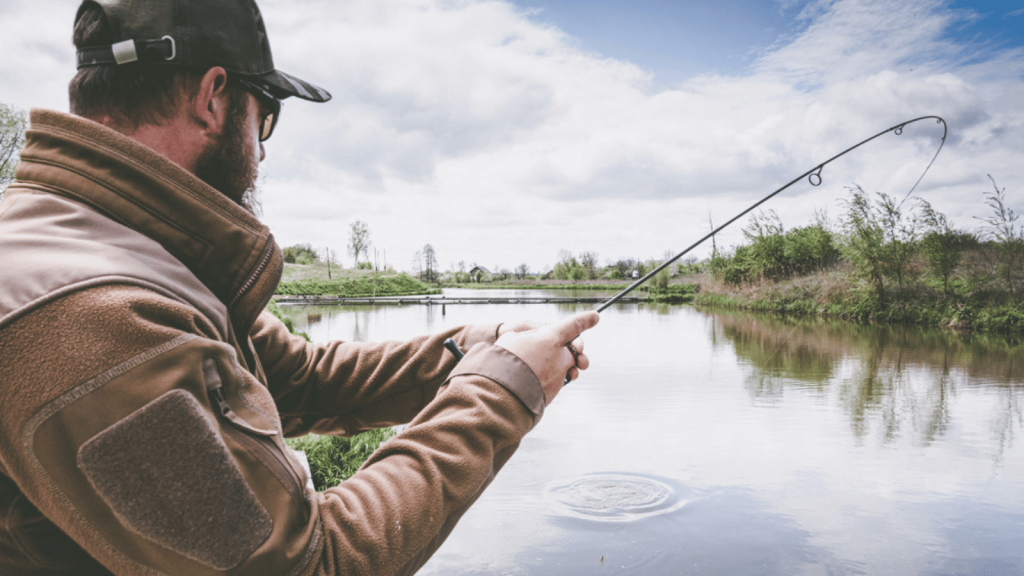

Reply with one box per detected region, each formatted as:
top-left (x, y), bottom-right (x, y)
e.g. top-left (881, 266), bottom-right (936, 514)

top-left (259, 143), bottom-right (266, 162)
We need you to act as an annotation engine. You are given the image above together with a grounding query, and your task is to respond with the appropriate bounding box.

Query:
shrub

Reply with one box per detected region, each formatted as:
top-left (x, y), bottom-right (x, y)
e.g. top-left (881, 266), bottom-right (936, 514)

top-left (285, 428), bottom-right (397, 490)
top-left (976, 176), bottom-right (1023, 295)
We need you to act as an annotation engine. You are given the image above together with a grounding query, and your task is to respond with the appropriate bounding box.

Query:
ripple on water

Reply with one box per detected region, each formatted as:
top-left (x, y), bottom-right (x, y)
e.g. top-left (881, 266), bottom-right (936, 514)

top-left (547, 473), bottom-right (689, 522)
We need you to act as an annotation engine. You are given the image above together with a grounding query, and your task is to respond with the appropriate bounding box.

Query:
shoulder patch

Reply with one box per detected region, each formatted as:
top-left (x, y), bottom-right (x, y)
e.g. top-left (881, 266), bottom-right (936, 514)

top-left (76, 389), bottom-right (273, 570)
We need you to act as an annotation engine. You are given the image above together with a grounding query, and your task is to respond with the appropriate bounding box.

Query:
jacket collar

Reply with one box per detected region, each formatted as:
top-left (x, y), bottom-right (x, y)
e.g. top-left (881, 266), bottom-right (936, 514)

top-left (13, 109), bottom-right (282, 336)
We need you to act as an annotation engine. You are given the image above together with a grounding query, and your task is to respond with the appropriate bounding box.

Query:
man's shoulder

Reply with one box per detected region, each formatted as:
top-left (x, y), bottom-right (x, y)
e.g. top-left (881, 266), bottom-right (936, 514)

top-left (0, 190), bottom-right (230, 339)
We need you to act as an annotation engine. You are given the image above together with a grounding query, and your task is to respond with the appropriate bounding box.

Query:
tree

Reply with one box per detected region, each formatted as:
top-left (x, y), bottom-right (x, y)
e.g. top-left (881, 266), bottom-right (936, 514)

top-left (918, 199), bottom-right (963, 296)
top-left (552, 250), bottom-right (582, 280)
top-left (347, 220), bottom-right (371, 268)
top-left (515, 263), bottom-right (530, 279)
top-left (1, 103), bottom-right (27, 201)
top-left (578, 251), bottom-right (599, 279)
top-left (411, 250), bottom-right (422, 277)
top-left (875, 193), bottom-right (918, 287)
top-left (323, 247), bottom-right (337, 279)
top-left (840, 186), bottom-right (889, 298)
top-left (975, 175), bottom-right (1022, 295)
top-left (420, 244), bottom-right (438, 282)
top-left (282, 243), bottom-right (319, 265)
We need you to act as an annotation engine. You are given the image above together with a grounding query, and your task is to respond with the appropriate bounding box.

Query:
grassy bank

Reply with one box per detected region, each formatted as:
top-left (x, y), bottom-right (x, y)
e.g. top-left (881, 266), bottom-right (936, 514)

top-left (276, 273), bottom-right (440, 297)
top-left (443, 280), bottom-right (631, 290)
top-left (444, 279), bottom-right (697, 303)
top-left (695, 267), bottom-right (1024, 334)
top-left (282, 262), bottom-right (387, 282)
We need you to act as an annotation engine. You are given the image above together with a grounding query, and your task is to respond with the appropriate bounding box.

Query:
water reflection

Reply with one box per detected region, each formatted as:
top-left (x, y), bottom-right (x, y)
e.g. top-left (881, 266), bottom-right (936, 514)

top-left (712, 311), bottom-right (1023, 383)
top-left (711, 310), bottom-right (1024, 454)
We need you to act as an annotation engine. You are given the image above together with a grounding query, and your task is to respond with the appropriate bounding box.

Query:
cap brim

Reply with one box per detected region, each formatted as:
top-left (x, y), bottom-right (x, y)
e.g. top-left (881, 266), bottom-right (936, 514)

top-left (252, 69), bottom-right (332, 103)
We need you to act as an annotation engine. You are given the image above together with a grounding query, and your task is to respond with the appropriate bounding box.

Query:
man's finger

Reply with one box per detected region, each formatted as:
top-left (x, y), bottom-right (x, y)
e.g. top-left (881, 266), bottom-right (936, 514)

top-left (549, 311), bottom-right (599, 344)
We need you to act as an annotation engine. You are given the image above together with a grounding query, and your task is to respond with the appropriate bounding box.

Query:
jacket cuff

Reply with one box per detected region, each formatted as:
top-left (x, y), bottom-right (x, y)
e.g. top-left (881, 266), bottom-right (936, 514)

top-left (459, 322), bottom-right (502, 350)
top-left (446, 343), bottom-right (545, 418)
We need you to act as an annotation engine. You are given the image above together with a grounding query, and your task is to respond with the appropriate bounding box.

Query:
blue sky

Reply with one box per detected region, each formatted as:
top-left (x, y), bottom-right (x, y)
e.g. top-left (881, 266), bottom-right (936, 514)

top-left (517, 0), bottom-right (797, 85)
top-left (1, 0), bottom-right (1022, 271)
top-left (519, 0), bottom-right (1024, 84)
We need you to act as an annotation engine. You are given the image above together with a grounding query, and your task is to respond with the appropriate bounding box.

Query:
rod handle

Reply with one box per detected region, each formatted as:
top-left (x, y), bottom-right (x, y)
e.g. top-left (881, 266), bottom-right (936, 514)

top-left (443, 338), bottom-right (465, 360)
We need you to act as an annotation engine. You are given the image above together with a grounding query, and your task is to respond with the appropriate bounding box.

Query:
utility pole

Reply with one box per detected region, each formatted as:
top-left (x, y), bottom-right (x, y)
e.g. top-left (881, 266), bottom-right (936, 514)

top-left (325, 246), bottom-right (332, 280)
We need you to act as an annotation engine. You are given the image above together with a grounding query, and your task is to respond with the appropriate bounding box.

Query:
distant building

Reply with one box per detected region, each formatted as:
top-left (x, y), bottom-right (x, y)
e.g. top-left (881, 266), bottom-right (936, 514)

top-left (468, 265), bottom-right (491, 282)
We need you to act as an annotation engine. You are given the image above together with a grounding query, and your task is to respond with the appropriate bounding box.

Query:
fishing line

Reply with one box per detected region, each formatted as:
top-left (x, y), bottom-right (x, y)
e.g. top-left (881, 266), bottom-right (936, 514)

top-left (593, 115), bottom-right (948, 313)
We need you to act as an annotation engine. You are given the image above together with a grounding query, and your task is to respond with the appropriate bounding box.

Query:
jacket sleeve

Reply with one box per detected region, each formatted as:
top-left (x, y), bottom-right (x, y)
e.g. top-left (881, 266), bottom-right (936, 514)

top-left (0, 285), bottom-right (545, 576)
top-left (250, 310), bottom-right (503, 437)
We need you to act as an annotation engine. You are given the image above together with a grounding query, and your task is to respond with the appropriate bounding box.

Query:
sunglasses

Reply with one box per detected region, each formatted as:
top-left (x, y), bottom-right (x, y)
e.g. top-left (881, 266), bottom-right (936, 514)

top-left (231, 77), bottom-right (281, 142)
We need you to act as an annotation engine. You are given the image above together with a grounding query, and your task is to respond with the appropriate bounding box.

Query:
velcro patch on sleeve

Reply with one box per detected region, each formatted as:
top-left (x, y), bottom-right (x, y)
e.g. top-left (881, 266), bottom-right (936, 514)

top-left (77, 389), bottom-right (273, 571)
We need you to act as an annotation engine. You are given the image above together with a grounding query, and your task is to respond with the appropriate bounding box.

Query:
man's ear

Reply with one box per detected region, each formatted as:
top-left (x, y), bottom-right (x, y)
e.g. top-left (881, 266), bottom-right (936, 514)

top-left (191, 67), bottom-right (230, 137)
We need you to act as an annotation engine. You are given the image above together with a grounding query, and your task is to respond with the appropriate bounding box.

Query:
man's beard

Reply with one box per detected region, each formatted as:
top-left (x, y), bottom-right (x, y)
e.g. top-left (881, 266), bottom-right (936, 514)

top-left (194, 98), bottom-right (262, 215)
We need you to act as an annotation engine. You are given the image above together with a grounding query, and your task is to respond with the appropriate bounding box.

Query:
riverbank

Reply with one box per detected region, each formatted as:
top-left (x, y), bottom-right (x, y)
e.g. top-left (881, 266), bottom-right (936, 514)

top-left (444, 280), bottom-right (698, 303)
top-left (694, 268), bottom-right (1024, 335)
top-left (443, 280), bottom-right (631, 290)
top-left (276, 273), bottom-right (440, 297)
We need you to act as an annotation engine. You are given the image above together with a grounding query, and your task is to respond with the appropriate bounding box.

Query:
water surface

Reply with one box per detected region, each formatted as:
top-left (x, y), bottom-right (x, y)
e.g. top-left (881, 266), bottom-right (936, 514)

top-left (280, 292), bottom-right (1024, 575)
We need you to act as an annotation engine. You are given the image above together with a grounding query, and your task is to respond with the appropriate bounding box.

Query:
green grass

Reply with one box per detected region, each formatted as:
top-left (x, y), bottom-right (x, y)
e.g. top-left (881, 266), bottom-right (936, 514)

top-left (443, 280), bottom-right (633, 290)
top-left (285, 429), bottom-right (397, 491)
top-left (646, 283), bottom-right (698, 303)
top-left (276, 273), bottom-right (440, 297)
top-left (282, 263), bottom-right (385, 282)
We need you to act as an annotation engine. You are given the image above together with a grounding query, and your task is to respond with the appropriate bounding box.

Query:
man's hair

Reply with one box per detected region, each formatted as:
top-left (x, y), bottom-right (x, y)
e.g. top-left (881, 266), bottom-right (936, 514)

top-left (69, 2), bottom-right (238, 130)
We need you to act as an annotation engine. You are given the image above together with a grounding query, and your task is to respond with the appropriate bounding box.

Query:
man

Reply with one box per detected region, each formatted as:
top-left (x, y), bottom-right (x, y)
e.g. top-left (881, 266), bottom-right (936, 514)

top-left (0, 0), bottom-right (598, 574)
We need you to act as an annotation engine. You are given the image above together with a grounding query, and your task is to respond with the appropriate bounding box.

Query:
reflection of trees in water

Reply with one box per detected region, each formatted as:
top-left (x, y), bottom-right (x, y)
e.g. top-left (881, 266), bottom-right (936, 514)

top-left (709, 310), bottom-right (1023, 453)
top-left (991, 386), bottom-right (1023, 468)
top-left (837, 346), bottom-right (955, 444)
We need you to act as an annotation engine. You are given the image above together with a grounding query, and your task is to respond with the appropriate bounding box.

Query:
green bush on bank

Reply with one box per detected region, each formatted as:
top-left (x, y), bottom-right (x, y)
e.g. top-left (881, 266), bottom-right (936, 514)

top-left (699, 180), bottom-right (1023, 334)
top-left (276, 273), bottom-right (439, 297)
top-left (710, 214), bottom-right (840, 284)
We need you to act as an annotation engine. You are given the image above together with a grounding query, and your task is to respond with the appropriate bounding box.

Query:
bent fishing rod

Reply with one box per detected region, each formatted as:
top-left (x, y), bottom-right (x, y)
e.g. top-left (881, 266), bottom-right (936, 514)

top-left (445, 116), bottom-right (948, 374)
top-left (593, 115), bottom-right (947, 312)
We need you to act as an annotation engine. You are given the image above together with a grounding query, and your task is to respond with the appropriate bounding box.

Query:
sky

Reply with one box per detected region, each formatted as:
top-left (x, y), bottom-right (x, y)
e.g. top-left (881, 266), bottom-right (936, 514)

top-left (1, 0), bottom-right (1022, 274)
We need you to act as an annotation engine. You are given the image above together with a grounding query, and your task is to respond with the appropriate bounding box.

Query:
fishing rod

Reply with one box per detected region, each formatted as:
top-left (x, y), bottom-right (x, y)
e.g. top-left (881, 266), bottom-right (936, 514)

top-left (592, 115), bottom-right (947, 312)
top-left (445, 116), bottom-right (948, 379)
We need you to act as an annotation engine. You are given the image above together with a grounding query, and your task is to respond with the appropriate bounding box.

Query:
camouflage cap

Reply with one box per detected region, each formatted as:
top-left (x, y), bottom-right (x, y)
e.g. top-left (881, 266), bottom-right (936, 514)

top-left (74, 0), bottom-right (331, 103)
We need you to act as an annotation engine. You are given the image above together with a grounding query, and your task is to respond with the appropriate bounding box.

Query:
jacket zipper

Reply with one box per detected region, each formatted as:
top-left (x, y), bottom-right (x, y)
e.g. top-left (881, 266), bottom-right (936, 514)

top-left (219, 425), bottom-right (309, 523)
top-left (229, 239), bottom-right (275, 308)
top-left (205, 361), bottom-right (308, 521)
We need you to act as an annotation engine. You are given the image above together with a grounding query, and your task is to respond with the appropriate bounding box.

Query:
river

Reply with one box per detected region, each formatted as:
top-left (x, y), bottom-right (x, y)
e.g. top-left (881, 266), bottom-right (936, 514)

top-left (279, 289), bottom-right (1024, 575)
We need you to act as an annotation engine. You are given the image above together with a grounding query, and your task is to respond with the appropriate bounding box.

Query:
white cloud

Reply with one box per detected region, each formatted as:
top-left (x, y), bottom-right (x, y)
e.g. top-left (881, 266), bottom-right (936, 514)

top-left (1, 0), bottom-right (1021, 271)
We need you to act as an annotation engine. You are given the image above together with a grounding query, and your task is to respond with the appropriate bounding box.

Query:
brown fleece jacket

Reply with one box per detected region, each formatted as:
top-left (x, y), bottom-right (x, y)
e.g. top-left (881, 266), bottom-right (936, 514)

top-left (0, 110), bottom-right (544, 576)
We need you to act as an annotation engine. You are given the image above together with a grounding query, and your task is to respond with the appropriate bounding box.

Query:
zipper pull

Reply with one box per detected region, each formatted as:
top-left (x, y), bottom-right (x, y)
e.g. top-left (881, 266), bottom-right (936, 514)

top-left (203, 358), bottom-right (277, 436)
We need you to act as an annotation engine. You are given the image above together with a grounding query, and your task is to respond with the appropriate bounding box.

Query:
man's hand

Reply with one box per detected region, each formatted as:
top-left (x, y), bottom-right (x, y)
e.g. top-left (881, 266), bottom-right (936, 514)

top-left (497, 320), bottom-right (542, 338)
top-left (494, 311), bottom-right (600, 405)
